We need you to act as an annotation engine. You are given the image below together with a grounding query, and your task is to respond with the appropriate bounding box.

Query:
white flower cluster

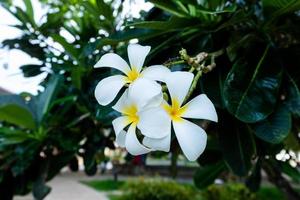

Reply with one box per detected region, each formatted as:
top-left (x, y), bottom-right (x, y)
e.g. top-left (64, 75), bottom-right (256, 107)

top-left (94, 44), bottom-right (218, 161)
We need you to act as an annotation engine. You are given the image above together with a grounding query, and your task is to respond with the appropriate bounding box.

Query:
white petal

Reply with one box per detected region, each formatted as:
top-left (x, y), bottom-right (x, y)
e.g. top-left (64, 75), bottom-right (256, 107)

top-left (94, 53), bottom-right (131, 74)
top-left (165, 71), bottom-right (194, 106)
top-left (173, 119), bottom-right (207, 161)
top-left (112, 116), bottom-right (130, 147)
top-left (95, 75), bottom-right (126, 105)
top-left (138, 107), bottom-right (171, 139)
top-left (128, 44), bottom-right (151, 72)
top-left (141, 65), bottom-right (171, 82)
top-left (112, 89), bottom-right (130, 113)
top-left (142, 93), bottom-right (164, 110)
top-left (182, 94), bottom-right (218, 122)
top-left (112, 116), bottom-right (131, 138)
top-left (143, 134), bottom-right (171, 152)
top-left (116, 130), bottom-right (126, 147)
top-left (128, 78), bottom-right (162, 110)
top-left (125, 124), bottom-right (151, 155)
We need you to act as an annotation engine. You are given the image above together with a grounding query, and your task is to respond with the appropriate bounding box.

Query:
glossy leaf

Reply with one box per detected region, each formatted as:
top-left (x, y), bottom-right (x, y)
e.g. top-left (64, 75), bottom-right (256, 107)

top-left (253, 106), bottom-right (291, 144)
top-left (224, 46), bottom-right (283, 123)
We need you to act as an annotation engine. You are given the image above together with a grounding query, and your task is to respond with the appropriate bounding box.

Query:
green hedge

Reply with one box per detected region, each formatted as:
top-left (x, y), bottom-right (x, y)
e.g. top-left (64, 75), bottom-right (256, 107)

top-left (202, 183), bottom-right (256, 200)
top-left (119, 178), bottom-right (199, 200)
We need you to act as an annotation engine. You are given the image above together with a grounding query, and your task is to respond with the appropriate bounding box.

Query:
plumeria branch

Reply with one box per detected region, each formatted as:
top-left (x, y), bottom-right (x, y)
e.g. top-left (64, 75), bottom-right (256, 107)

top-left (163, 48), bottom-right (224, 104)
top-left (180, 48), bottom-right (224, 103)
top-left (183, 70), bottom-right (202, 104)
top-left (164, 48), bottom-right (224, 71)
top-left (163, 57), bottom-right (185, 67)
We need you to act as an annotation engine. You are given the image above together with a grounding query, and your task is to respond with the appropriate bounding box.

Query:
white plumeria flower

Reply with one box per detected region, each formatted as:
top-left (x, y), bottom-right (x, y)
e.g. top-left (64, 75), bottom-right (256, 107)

top-left (112, 78), bottom-right (163, 155)
top-left (138, 71), bottom-right (218, 161)
top-left (94, 44), bottom-right (170, 105)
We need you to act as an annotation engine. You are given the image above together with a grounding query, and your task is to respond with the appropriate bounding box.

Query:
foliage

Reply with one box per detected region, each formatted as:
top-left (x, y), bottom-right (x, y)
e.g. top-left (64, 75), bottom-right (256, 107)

top-left (0, 0), bottom-right (299, 199)
top-left (118, 178), bottom-right (199, 200)
top-left (202, 183), bottom-right (256, 200)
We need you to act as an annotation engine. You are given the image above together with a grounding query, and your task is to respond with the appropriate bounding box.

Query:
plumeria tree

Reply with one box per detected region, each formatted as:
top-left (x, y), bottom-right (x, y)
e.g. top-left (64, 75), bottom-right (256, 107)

top-left (0, 0), bottom-right (300, 200)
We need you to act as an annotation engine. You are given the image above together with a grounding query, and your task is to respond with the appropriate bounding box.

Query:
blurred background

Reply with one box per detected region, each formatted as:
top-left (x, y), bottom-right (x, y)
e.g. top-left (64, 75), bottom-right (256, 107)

top-left (0, 0), bottom-right (299, 200)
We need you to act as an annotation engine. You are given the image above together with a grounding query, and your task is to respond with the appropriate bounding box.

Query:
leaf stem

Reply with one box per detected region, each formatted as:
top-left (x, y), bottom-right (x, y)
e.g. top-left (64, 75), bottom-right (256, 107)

top-left (183, 70), bottom-right (202, 104)
top-left (164, 60), bottom-right (185, 67)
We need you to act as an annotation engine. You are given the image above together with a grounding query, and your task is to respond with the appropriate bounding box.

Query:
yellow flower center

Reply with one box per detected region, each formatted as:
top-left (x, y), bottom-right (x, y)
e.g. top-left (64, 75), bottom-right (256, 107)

top-left (163, 98), bottom-right (187, 122)
top-left (125, 67), bottom-right (140, 83)
top-left (122, 104), bottom-right (139, 124)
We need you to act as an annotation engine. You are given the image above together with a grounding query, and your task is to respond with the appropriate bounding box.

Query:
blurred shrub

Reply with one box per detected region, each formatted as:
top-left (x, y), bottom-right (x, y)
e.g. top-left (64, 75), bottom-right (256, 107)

top-left (202, 183), bottom-right (256, 200)
top-left (119, 178), bottom-right (199, 200)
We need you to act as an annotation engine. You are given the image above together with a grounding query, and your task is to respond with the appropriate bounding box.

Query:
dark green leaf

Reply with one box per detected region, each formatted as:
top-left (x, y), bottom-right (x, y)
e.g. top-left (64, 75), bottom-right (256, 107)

top-left (0, 127), bottom-right (31, 146)
top-left (47, 152), bottom-right (75, 180)
top-left (284, 73), bottom-right (300, 117)
top-left (149, 0), bottom-right (190, 18)
top-left (201, 67), bottom-right (226, 108)
top-left (14, 6), bottom-right (36, 27)
top-left (20, 64), bottom-right (43, 77)
top-left (279, 161), bottom-right (300, 183)
top-left (50, 33), bottom-right (80, 62)
top-left (0, 104), bottom-right (36, 129)
top-left (194, 161), bottom-right (226, 189)
top-left (253, 106), bottom-right (291, 144)
top-left (127, 16), bottom-right (198, 30)
top-left (33, 182), bottom-right (51, 200)
top-left (96, 0), bottom-right (114, 20)
top-left (33, 160), bottom-right (52, 200)
top-left (2, 37), bottom-right (45, 60)
top-left (262, 0), bottom-right (300, 20)
top-left (34, 75), bottom-right (61, 123)
top-left (284, 131), bottom-right (300, 151)
top-left (71, 67), bottom-right (83, 89)
top-left (218, 114), bottom-right (256, 176)
top-left (224, 46), bottom-right (283, 123)
top-left (24, 0), bottom-right (34, 23)
top-left (81, 29), bottom-right (165, 57)
top-left (246, 160), bottom-right (262, 192)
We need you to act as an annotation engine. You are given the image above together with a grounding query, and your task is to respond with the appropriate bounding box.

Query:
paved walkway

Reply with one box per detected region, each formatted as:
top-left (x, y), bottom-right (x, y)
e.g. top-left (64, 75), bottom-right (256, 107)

top-left (15, 173), bottom-right (109, 200)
